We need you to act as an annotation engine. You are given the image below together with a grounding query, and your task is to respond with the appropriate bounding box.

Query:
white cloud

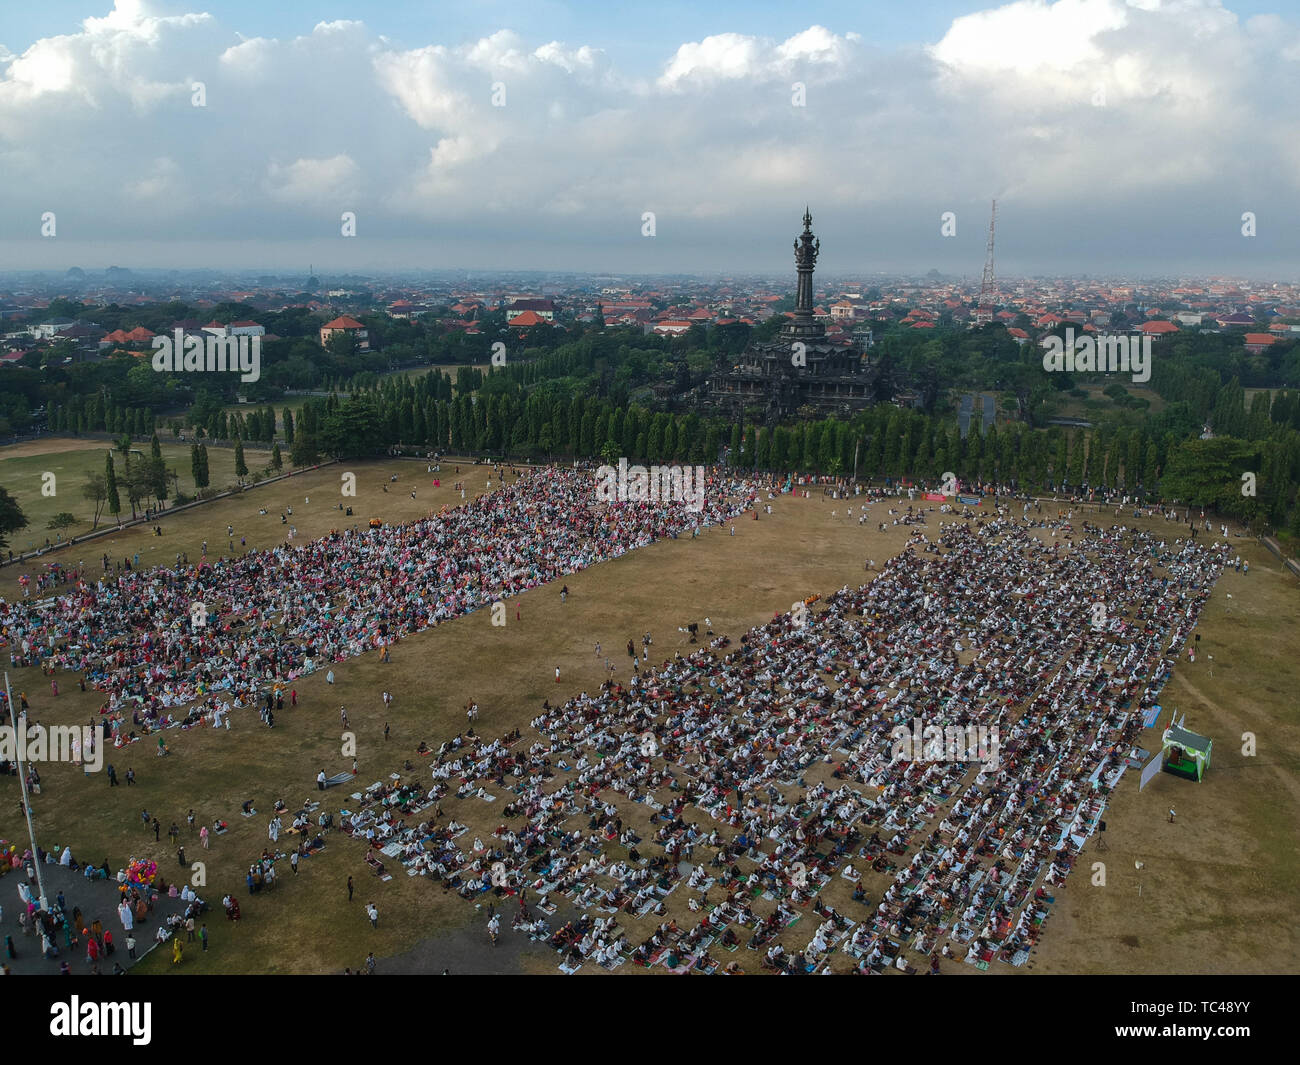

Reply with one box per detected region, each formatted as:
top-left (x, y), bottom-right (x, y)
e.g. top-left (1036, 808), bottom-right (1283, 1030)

top-left (266, 155), bottom-right (361, 209)
top-left (0, 0), bottom-right (1295, 273)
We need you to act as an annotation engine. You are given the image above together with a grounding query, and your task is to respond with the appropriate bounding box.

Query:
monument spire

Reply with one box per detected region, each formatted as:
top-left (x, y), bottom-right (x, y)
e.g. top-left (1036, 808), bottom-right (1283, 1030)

top-left (792, 207), bottom-right (820, 325)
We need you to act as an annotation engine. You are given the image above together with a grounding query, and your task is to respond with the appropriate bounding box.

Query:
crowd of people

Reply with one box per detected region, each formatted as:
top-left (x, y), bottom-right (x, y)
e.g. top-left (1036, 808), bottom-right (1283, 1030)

top-left (0, 466), bottom-right (759, 742)
top-left (337, 502), bottom-right (1228, 973)
top-left (2, 459), bottom-right (1235, 974)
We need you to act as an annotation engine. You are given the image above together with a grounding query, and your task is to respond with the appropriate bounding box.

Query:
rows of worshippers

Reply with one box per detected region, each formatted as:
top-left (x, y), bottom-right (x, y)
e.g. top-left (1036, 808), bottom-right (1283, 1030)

top-left (337, 509), bottom-right (1226, 973)
top-left (0, 466), bottom-right (761, 735)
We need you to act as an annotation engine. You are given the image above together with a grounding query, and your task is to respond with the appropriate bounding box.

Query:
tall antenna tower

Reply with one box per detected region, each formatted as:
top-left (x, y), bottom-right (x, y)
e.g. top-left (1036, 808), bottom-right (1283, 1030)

top-left (979, 199), bottom-right (997, 304)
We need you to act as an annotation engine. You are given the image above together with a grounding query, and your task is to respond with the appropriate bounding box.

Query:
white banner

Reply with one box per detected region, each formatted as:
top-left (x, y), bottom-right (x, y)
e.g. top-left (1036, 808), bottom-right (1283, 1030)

top-left (1139, 752), bottom-right (1164, 791)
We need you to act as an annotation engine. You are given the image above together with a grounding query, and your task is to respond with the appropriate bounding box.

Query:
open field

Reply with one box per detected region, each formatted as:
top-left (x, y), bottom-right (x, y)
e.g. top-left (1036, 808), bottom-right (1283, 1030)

top-left (1, 449), bottom-right (1296, 976)
top-left (0, 438), bottom-right (272, 554)
top-left (1, 454), bottom-right (486, 593)
top-left (1055, 382), bottom-right (1166, 420)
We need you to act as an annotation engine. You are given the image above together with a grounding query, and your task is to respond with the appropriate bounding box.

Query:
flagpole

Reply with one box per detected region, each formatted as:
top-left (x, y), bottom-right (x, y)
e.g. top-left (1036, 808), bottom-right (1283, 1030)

top-left (4, 670), bottom-right (49, 910)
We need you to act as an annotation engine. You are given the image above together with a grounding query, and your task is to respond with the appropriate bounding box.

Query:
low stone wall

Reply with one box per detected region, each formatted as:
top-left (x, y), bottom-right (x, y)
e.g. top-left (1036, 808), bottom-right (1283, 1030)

top-left (1260, 536), bottom-right (1300, 579)
top-left (2, 460), bottom-right (337, 568)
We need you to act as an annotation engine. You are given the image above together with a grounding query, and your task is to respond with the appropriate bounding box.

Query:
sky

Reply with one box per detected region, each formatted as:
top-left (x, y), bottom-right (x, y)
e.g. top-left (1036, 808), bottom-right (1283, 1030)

top-left (1, 0), bottom-right (1298, 280)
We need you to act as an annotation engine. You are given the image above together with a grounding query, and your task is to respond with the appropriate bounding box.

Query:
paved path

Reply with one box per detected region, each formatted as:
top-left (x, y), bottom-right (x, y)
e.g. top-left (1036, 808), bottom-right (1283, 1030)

top-left (0, 862), bottom-right (190, 974)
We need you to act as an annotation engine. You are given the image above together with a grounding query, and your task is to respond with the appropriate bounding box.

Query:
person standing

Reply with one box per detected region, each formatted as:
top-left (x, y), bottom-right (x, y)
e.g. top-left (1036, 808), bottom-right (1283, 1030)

top-left (199, 924), bottom-right (208, 952)
top-left (366, 901), bottom-right (378, 928)
top-left (290, 851), bottom-right (299, 875)
top-left (347, 876), bottom-right (354, 902)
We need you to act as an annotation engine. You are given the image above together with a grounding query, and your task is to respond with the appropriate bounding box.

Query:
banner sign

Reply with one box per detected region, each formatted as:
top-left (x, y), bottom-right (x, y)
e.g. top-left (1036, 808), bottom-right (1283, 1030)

top-left (1139, 752), bottom-right (1164, 791)
top-left (923, 492), bottom-right (947, 501)
top-left (957, 494), bottom-right (983, 505)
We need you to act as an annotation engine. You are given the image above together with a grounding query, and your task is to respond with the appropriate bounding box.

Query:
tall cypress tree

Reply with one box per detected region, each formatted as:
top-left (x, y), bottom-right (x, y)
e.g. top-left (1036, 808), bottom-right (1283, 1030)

top-left (105, 453), bottom-right (120, 518)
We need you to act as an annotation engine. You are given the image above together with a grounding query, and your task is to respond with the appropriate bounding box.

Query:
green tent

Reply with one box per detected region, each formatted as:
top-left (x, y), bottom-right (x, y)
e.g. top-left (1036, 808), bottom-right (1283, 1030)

top-left (1161, 723), bottom-right (1212, 782)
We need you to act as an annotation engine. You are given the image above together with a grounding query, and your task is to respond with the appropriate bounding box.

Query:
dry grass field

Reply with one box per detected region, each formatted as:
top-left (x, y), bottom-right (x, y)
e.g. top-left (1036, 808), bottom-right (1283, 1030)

top-left (0, 437), bottom-right (272, 554)
top-left (1, 450), bottom-right (1296, 976)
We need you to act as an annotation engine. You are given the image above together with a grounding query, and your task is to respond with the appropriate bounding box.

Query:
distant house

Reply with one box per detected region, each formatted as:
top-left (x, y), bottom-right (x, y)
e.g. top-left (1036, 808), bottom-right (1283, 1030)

top-left (387, 300), bottom-right (418, 320)
top-left (1216, 312), bottom-right (1255, 328)
top-left (33, 319), bottom-right (76, 340)
top-left (506, 298), bottom-right (555, 323)
top-left (102, 326), bottom-right (156, 349)
top-left (509, 310), bottom-right (548, 330)
top-left (320, 315), bottom-right (370, 351)
top-left (1136, 320), bottom-right (1179, 340)
top-left (652, 320), bottom-right (693, 336)
top-left (202, 320), bottom-right (264, 339)
top-left (1007, 327), bottom-right (1029, 344)
top-left (53, 322), bottom-right (106, 357)
top-left (1243, 333), bottom-right (1276, 354)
